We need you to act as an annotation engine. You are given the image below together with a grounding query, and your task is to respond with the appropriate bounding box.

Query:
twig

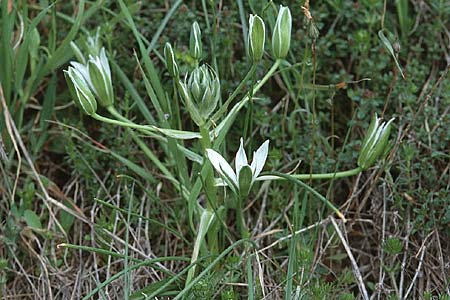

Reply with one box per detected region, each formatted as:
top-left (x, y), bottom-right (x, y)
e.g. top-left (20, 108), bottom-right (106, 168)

top-left (377, 183), bottom-right (387, 300)
top-left (398, 209), bottom-right (411, 300)
top-left (330, 216), bottom-right (370, 300)
top-left (403, 242), bottom-right (428, 299)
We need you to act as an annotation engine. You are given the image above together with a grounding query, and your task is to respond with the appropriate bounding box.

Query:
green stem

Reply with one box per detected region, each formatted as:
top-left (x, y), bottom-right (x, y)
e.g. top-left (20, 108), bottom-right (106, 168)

top-left (265, 171), bottom-right (346, 222)
top-left (257, 167), bottom-right (362, 181)
top-left (199, 125), bottom-right (217, 210)
top-left (211, 64), bottom-right (257, 122)
top-left (236, 195), bottom-right (248, 239)
top-left (92, 111), bottom-right (157, 133)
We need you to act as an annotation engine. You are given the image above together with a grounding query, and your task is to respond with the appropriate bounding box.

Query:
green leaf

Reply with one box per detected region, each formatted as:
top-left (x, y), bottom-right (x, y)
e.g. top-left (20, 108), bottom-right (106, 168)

top-left (24, 210), bottom-right (42, 230)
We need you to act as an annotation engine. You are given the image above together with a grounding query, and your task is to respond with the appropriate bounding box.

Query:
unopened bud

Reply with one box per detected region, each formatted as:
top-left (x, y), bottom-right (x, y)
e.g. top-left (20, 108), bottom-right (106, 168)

top-left (164, 43), bottom-right (179, 78)
top-left (248, 14), bottom-right (265, 63)
top-left (87, 48), bottom-right (114, 108)
top-left (189, 21), bottom-right (202, 61)
top-left (272, 5), bottom-right (292, 59)
top-left (64, 67), bottom-right (97, 115)
top-left (358, 114), bottom-right (395, 170)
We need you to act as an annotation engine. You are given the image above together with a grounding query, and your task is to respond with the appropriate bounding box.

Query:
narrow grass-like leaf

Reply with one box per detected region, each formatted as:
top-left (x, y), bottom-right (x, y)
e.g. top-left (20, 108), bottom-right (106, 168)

top-left (186, 209), bottom-right (215, 285)
top-left (118, 0), bottom-right (170, 115)
top-left (173, 239), bottom-right (256, 300)
top-left (109, 151), bottom-right (157, 184)
top-left (263, 171), bottom-right (346, 222)
top-left (111, 60), bottom-right (155, 125)
top-left (34, 74), bottom-right (56, 153)
top-left (14, 3), bottom-right (54, 94)
top-left (378, 29), bottom-right (405, 79)
top-left (94, 198), bottom-right (190, 244)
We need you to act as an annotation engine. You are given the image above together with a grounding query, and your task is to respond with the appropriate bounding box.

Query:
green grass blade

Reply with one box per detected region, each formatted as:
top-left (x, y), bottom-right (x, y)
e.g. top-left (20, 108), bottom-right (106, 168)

top-left (111, 60), bottom-right (156, 125)
top-left (378, 29), bottom-right (405, 80)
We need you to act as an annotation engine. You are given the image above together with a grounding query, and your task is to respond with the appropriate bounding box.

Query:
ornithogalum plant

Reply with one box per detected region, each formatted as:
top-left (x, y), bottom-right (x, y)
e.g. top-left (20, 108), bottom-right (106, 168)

top-left (63, 10), bottom-right (397, 292)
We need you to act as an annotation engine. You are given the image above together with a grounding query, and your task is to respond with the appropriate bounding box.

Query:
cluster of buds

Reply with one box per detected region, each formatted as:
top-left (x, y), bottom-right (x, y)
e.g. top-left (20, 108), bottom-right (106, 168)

top-left (64, 47), bottom-right (114, 115)
top-left (178, 64), bottom-right (221, 126)
top-left (358, 114), bottom-right (395, 170)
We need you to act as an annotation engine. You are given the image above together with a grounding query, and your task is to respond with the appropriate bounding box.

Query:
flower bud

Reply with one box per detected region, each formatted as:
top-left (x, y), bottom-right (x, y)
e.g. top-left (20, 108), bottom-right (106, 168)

top-left (238, 165), bottom-right (253, 197)
top-left (64, 67), bottom-right (97, 115)
top-left (358, 114), bottom-right (395, 170)
top-left (87, 48), bottom-right (114, 108)
top-left (164, 42), bottom-right (179, 78)
top-left (179, 64), bottom-right (220, 126)
top-left (188, 65), bottom-right (220, 118)
top-left (189, 21), bottom-right (202, 61)
top-left (272, 5), bottom-right (292, 59)
top-left (178, 81), bottom-right (204, 126)
top-left (248, 14), bottom-right (265, 63)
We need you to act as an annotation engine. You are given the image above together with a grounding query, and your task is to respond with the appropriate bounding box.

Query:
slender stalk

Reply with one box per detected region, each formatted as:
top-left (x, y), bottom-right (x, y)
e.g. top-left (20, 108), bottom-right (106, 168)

top-left (211, 64), bottom-right (257, 123)
top-left (257, 167), bottom-right (362, 181)
top-left (199, 125), bottom-right (217, 210)
top-left (236, 194), bottom-right (248, 239)
top-left (92, 111), bottom-right (157, 133)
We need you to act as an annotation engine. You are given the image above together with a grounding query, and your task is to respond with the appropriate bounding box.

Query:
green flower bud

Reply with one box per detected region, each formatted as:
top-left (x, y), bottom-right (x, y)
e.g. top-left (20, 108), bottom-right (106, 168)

top-left (64, 67), bottom-right (97, 115)
top-left (248, 14), bottom-right (265, 63)
top-left (238, 165), bottom-right (253, 197)
top-left (164, 42), bottom-right (179, 78)
top-left (179, 64), bottom-right (220, 125)
top-left (87, 48), bottom-right (114, 108)
top-left (272, 5), bottom-right (292, 59)
top-left (178, 81), bottom-right (204, 126)
top-left (189, 21), bottom-right (202, 60)
top-left (358, 114), bottom-right (395, 170)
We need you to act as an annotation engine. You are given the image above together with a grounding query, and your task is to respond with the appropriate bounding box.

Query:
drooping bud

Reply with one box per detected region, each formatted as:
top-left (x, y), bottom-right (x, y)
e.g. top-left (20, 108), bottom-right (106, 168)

top-left (87, 48), bottom-right (114, 108)
top-left (164, 42), bottom-right (179, 78)
top-left (64, 67), bottom-right (97, 115)
top-left (272, 5), bottom-right (292, 59)
top-left (248, 14), bottom-right (265, 63)
top-left (189, 21), bottom-right (202, 61)
top-left (357, 114), bottom-right (395, 170)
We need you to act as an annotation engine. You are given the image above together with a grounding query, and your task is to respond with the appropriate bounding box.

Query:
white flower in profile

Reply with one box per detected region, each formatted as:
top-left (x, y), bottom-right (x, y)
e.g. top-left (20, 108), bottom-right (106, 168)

top-left (205, 138), bottom-right (269, 197)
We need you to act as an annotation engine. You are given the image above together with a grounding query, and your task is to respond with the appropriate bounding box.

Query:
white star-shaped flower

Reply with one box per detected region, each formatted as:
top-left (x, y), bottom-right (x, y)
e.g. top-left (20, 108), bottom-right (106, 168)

top-left (206, 138), bottom-right (269, 196)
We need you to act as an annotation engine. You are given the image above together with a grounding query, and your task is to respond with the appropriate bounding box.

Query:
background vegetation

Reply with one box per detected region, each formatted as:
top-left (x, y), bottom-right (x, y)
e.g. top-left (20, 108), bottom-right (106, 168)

top-left (1, 0), bottom-right (449, 299)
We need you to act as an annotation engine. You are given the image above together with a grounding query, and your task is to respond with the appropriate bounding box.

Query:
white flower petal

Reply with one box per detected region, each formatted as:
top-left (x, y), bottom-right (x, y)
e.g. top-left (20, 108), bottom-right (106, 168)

top-left (235, 138), bottom-right (248, 176)
top-left (70, 61), bottom-right (90, 83)
top-left (206, 149), bottom-right (237, 186)
top-left (99, 48), bottom-right (111, 78)
top-left (250, 140), bottom-right (269, 178)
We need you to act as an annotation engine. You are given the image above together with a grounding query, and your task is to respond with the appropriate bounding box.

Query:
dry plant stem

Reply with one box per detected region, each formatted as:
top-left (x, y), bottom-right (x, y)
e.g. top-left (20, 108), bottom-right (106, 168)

top-left (403, 242), bottom-right (428, 299)
top-left (377, 183), bottom-right (387, 300)
top-left (0, 85), bottom-right (66, 235)
top-left (398, 210), bottom-right (411, 300)
top-left (330, 216), bottom-right (370, 300)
